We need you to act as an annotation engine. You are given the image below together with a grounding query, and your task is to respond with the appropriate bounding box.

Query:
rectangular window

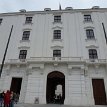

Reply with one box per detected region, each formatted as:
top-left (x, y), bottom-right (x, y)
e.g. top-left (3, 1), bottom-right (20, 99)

top-left (53, 30), bottom-right (61, 39)
top-left (0, 18), bottom-right (3, 24)
top-left (54, 15), bottom-right (61, 22)
top-left (53, 50), bottom-right (61, 57)
top-left (84, 15), bottom-right (92, 22)
top-left (86, 29), bottom-right (95, 39)
top-left (19, 50), bottom-right (27, 59)
top-left (22, 31), bottom-right (30, 40)
top-left (89, 49), bottom-right (98, 59)
top-left (25, 17), bottom-right (32, 23)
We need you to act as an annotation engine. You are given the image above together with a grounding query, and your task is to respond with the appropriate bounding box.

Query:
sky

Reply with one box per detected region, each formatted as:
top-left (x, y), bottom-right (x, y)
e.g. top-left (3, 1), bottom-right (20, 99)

top-left (0, 0), bottom-right (107, 13)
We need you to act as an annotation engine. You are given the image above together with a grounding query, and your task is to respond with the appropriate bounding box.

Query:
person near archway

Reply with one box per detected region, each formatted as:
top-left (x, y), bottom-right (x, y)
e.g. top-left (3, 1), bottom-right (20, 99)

top-left (4, 90), bottom-right (11, 107)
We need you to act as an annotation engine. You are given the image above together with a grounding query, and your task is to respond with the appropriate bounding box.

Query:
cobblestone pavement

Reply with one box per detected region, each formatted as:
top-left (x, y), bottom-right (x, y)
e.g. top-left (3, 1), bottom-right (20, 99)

top-left (14, 103), bottom-right (107, 107)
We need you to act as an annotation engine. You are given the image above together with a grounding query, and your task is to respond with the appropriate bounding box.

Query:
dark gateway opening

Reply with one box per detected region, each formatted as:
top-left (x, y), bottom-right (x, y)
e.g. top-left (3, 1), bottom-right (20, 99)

top-left (46, 71), bottom-right (65, 104)
top-left (10, 77), bottom-right (22, 94)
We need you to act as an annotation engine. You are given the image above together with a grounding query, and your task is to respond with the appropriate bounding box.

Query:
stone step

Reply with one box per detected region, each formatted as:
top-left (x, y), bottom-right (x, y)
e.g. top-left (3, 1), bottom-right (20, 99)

top-left (14, 103), bottom-right (107, 107)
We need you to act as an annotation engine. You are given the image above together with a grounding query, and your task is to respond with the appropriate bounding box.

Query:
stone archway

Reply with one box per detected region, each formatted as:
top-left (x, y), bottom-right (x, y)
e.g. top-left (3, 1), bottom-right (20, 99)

top-left (46, 71), bottom-right (65, 104)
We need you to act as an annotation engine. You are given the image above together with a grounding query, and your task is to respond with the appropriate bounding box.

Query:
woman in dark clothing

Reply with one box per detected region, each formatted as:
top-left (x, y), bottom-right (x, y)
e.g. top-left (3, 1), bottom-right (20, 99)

top-left (9, 91), bottom-right (14, 107)
top-left (0, 91), bottom-right (5, 107)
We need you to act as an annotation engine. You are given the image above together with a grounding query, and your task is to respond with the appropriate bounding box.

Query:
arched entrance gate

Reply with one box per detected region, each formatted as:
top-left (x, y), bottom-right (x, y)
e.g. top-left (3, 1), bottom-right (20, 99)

top-left (46, 71), bottom-right (65, 104)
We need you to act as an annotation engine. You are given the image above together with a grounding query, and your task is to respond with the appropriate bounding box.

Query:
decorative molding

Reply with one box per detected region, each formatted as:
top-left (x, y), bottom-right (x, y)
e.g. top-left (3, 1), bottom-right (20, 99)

top-left (26, 70), bottom-right (32, 75)
top-left (53, 63), bottom-right (58, 66)
top-left (95, 64), bottom-right (99, 69)
top-left (25, 14), bottom-right (35, 16)
top-left (52, 22), bottom-right (62, 24)
top-left (23, 23), bottom-right (33, 26)
top-left (16, 65), bottom-right (20, 68)
top-left (52, 12), bottom-right (63, 15)
top-left (20, 40), bottom-right (30, 43)
top-left (40, 64), bottom-right (44, 75)
top-left (95, 64), bottom-right (99, 74)
top-left (6, 69), bottom-right (10, 75)
top-left (51, 45), bottom-right (63, 49)
top-left (82, 11), bottom-right (92, 14)
top-left (18, 46), bottom-right (30, 49)
top-left (68, 64), bottom-right (84, 75)
top-left (27, 64), bottom-right (44, 75)
top-left (85, 38), bottom-right (97, 42)
top-left (86, 45), bottom-right (99, 49)
top-left (22, 28), bottom-right (32, 31)
top-left (84, 26), bottom-right (95, 29)
top-left (52, 26), bottom-right (63, 30)
top-left (84, 66), bottom-right (88, 76)
top-left (52, 39), bottom-right (63, 42)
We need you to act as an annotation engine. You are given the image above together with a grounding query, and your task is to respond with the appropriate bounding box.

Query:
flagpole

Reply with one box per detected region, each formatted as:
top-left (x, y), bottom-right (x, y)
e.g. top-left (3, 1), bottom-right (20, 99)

top-left (59, 3), bottom-right (61, 10)
top-left (0, 25), bottom-right (13, 77)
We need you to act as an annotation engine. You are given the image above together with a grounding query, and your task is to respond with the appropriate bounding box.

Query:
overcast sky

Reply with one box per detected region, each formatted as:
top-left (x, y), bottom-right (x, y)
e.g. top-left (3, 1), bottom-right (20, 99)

top-left (0, 0), bottom-right (107, 13)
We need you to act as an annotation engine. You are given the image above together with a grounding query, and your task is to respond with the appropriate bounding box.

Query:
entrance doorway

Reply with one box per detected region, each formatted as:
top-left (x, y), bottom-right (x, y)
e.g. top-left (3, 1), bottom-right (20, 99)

top-left (92, 79), bottom-right (107, 105)
top-left (46, 71), bottom-right (65, 104)
top-left (10, 77), bottom-right (22, 94)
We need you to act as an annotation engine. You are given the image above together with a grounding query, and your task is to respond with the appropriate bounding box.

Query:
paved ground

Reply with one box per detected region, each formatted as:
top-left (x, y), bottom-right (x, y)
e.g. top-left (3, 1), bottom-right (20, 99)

top-left (14, 103), bottom-right (107, 107)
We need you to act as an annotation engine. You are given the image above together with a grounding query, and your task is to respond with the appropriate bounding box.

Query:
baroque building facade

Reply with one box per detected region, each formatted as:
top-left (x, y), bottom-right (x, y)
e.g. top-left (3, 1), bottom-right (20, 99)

top-left (0, 6), bottom-right (107, 106)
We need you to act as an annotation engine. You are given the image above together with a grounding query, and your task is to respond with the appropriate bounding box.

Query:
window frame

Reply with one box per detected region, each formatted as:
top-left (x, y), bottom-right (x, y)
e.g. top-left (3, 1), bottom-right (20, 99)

top-left (53, 50), bottom-right (61, 57)
top-left (53, 30), bottom-right (61, 39)
top-left (19, 50), bottom-right (27, 59)
top-left (86, 29), bottom-right (95, 39)
top-left (54, 15), bottom-right (61, 22)
top-left (25, 17), bottom-right (32, 24)
top-left (89, 49), bottom-right (98, 59)
top-left (84, 15), bottom-right (92, 22)
top-left (22, 31), bottom-right (30, 40)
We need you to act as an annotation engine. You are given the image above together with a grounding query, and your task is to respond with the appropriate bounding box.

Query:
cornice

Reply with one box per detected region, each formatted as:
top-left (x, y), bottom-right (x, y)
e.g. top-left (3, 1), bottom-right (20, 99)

top-left (0, 8), bottom-right (107, 17)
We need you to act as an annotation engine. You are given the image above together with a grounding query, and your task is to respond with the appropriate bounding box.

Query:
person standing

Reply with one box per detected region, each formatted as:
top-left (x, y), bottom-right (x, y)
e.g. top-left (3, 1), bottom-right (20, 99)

top-left (4, 90), bottom-right (11, 107)
top-left (9, 91), bottom-right (14, 107)
top-left (0, 92), bottom-right (2, 107)
top-left (0, 91), bottom-right (5, 107)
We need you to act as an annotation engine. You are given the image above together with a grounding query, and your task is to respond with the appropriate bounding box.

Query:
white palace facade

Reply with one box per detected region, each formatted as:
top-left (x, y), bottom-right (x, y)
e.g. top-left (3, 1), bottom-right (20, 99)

top-left (0, 6), bottom-right (107, 106)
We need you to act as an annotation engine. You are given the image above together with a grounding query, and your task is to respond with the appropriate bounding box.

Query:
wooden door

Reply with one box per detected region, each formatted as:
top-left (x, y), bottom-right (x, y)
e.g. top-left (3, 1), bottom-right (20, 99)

top-left (92, 79), bottom-right (107, 105)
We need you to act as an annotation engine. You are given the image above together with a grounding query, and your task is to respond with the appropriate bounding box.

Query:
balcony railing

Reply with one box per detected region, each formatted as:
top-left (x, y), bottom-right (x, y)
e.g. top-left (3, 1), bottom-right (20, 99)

top-left (6, 57), bottom-right (107, 64)
top-left (86, 59), bottom-right (107, 64)
top-left (28, 57), bottom-right (83, 62)
top-left (6, 57), bottom-right (83, 64)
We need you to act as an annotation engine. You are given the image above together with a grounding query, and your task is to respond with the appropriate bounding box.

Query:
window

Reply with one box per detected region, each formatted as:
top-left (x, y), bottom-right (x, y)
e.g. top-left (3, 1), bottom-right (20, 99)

top-left (86, 29), bottom-right (95, 39)
top-left (53, 30), bottom-right (61, 39)
top-left (19, 50), bottom-right (27, 59)
top-left (53, 50), bottom-right (61, 57)
top-left (22, 31), bottom-right (30, 40)
top-left (84, 15), bottom-right (92, 22)
top-left (25, 17), bottom-right (32, 23)
top-left (0, 18), bottom-right (3, 24)
top-left (54, 15), bottom-right (61, 22)
top-left (89, 49), bottom-right (98, 59)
